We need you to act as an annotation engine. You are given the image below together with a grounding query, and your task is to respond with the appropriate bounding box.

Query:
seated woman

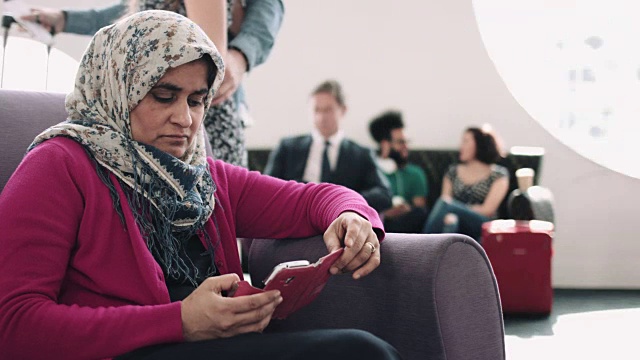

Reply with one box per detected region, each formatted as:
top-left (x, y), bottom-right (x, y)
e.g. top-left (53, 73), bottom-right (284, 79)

top-left (0, 11), bottom-right (400, 360)
top-left (423, 126), bottom-right (509, 241)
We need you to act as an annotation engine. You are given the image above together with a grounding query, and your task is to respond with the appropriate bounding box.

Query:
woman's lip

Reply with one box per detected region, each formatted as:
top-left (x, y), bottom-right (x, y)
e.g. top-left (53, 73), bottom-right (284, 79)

top-left (162, 135), bottom-right (188, 138)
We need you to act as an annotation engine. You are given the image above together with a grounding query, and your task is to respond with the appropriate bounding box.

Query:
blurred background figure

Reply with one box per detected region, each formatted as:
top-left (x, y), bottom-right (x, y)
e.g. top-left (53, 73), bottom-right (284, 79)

top-left (265, 79), bottom-right (392, 213)
top-left (21, 0), bottom-right (284, 167)
top-left (369, 110), bottom-right (429, 233)
top-left (423, 125), bottom-right (509, 241)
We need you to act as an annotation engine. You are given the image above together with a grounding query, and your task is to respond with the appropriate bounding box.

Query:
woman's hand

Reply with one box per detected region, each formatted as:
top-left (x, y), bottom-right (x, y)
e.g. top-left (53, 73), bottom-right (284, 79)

top-left (323, 212), bottom-right (380, 280)
top-left (181, 273), bottom-right (282, 341)
top-left (20, 8), bottom-right (65, 34)
top-left (211, 49), bottom-right (247, 105)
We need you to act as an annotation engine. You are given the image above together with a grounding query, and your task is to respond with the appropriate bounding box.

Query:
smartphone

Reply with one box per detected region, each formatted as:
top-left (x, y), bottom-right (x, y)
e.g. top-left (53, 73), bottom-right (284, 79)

top-left (231, 248), bottom-right (344, 319)
top-left (263, 260), bottom-right (311, 285)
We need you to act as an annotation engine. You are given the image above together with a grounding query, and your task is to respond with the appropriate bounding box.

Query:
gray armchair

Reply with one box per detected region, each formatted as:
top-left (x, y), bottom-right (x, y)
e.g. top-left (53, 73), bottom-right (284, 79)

top-left (0, 89), bottom-right (505, 360)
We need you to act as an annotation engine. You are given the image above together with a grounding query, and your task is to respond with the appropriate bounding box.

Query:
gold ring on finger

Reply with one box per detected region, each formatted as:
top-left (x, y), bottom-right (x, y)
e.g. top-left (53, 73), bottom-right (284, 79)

top-left (366, 242), bottom-right (376, 254)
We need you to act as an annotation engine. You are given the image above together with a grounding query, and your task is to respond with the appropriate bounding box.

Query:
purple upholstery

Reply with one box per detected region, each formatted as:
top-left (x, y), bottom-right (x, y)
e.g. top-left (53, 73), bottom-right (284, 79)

top-left (248, 234), bottom-right (505, 360)
top-left (0, 90), bottom-right (505, 360)
top-left (0, 90), bottom-right (68, 189)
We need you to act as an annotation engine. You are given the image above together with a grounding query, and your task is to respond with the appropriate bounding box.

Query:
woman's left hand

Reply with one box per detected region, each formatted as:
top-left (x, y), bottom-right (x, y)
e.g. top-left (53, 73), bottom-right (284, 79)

top-left (323, 212), bottom-right (380, 280)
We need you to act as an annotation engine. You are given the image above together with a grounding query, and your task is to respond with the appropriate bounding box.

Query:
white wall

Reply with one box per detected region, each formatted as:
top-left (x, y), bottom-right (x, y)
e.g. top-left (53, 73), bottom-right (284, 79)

top-left (10, 0), bottom-right (640, 288)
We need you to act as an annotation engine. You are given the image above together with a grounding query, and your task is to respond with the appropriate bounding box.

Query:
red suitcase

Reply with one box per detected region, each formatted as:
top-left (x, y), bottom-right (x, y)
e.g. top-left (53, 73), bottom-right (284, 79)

top-left (482, 220), bottom-right (554, 315)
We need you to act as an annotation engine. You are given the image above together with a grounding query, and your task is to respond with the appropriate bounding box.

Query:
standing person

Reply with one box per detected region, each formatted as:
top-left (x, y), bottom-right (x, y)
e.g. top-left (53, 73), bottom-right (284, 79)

top-left (23, 0), bottom-right (285, 167)
top-left (0, 11), bottom-right (400, 360)
top-left (264, 80), bottom-right (392, 213)
top-left (423, 126), bottom-right (509, 241)
top-left (369, 110), bottom-right (429, 233)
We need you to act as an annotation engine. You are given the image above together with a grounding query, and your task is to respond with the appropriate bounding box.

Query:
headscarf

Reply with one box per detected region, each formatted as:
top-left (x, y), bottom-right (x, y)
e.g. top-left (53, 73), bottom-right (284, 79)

top-left (29, 10), bottom-right (226, 285)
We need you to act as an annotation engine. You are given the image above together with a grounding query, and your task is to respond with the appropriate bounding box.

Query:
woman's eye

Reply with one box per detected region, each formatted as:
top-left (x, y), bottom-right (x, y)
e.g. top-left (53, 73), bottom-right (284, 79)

top-left (188, 98), bottom-right (204, 107)
top-left (153, 94), bottom-right (174, 103)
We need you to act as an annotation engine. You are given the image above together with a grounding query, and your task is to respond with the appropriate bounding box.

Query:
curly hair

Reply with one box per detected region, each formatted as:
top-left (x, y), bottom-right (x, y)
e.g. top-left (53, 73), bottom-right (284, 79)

top-left (465, 126), bottom-right (502, 164)
top-left (369, 111), bottom-right (403, 143)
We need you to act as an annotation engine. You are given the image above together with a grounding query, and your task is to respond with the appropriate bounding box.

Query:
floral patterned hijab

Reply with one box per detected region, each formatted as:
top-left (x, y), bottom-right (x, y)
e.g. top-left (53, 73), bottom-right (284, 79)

top-left (29, 10), bottom-right (225, 283)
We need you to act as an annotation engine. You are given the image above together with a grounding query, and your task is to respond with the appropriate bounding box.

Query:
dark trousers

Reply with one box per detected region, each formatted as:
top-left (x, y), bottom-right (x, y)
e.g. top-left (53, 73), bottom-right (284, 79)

top-left (117, 329), bottom-right (402, 360)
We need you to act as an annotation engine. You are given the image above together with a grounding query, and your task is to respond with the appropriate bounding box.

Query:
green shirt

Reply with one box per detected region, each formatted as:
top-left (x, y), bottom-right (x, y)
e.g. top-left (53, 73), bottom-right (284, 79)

top-left (385, 164), bottom-right (428, 204)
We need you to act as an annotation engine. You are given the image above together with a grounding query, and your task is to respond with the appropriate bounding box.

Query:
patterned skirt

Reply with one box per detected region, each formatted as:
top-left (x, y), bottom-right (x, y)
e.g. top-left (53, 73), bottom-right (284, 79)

top-left (204, 99), bottom-right (247, 167)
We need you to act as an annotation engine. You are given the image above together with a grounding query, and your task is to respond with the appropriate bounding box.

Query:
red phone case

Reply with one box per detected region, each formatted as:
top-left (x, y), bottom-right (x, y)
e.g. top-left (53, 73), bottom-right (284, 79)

top-left (232, 248), bottom-right (344, 319)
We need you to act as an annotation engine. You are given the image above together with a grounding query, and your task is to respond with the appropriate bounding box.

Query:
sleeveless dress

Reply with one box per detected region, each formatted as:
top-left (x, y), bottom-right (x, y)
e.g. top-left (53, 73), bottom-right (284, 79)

top-left (446, 164), bottom-right (509, 206)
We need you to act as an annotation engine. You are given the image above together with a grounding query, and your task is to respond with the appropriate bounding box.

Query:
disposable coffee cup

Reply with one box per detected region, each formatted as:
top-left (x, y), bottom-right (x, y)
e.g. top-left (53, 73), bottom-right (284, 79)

top-left (515, 168), bottom-right (534, 192)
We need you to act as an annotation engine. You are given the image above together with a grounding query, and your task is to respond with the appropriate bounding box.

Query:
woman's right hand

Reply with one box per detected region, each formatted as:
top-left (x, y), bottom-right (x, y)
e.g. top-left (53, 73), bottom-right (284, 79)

top-left (180, 273), bottom-right (282, 341)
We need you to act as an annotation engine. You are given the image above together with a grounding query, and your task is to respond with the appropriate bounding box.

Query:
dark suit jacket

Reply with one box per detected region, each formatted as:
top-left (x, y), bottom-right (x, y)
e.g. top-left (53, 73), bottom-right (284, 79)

top-left (264, 135), bottom-right (392, 212)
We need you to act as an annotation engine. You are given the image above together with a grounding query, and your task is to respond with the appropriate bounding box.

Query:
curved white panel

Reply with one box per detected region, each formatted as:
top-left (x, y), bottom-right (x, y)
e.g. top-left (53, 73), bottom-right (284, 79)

top-left (472, 0), bottom-right (640, 179)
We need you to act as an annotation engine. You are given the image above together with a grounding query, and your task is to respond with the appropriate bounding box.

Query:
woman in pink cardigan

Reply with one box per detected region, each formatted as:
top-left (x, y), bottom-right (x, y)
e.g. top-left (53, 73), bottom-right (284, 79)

top-left (0, 10), bottom-right (400, 360)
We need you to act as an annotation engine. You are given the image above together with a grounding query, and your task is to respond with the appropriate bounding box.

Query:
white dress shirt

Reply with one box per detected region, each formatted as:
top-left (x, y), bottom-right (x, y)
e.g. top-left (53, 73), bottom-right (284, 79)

top-left (302, 130), bottom-right (344, 183)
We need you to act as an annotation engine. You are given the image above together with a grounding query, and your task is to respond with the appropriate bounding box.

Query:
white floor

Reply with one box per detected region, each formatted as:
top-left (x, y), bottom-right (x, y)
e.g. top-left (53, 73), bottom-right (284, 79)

top-left (505, 308), bottom-right (640, 359)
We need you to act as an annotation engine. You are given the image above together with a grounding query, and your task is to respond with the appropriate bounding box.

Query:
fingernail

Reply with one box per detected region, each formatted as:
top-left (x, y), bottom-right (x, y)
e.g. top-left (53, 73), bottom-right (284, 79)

top-left (353, 273), bottom-right (361, 280)
top-left (274, 291), bottom-right (281, 298)
top-left (277, 296), bottom-right (283, 304)
top-left (330, 267), bottom-right (339, 275)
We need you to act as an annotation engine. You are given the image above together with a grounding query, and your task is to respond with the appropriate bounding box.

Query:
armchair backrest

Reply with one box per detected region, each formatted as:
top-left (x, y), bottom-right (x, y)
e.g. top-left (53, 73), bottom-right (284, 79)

top-left (0, 90), bottom-right (68, 192)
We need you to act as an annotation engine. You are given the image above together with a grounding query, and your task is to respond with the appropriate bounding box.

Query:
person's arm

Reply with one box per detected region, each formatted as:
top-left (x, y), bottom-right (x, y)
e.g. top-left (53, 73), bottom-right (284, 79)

top-left (225, 161), bottom-right (383, 240)
top-left (215, 160), bottom-right (384, 279)
top-left (441, 167), bottom-right (455, 201)
top-left (0, 141), bottom-right (183, 360)
top-left (358, 151), bottom-right (393, 212)
top-left (184, 0), bottom-right (228, 57)
top-left (228, 0), bottom-right (284, 71)
top-left (20, 2), bottom-right (126, 36)
top-left (412, 166), bottom-right (429, 208)
top-left (212, 0), bottom-right (284, 105)
top-left (470, 176), bottom-right (509, 217)
top-left (263, 140), bottom-right (287, 178)
top-left (64, 2), bottom-right (126, 35)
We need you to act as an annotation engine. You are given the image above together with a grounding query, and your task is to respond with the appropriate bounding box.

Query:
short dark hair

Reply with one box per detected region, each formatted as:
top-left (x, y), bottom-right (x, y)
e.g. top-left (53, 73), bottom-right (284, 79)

top-left (465, 126), bottom-right (502, 164)
top-left (369, 111), bottom-right (404, 143)
top-left (311, 80), bottom-right (346, 107)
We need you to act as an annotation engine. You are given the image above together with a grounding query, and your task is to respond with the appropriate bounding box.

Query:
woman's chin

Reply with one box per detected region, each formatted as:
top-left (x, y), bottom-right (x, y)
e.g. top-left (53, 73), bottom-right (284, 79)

top-left (159, 146), bottom-right (187, 159)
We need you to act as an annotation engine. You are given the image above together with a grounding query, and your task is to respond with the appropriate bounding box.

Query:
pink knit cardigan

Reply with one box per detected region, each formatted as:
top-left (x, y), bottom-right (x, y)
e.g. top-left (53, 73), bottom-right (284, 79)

top-left (0, 137), bottom-right (383, 360)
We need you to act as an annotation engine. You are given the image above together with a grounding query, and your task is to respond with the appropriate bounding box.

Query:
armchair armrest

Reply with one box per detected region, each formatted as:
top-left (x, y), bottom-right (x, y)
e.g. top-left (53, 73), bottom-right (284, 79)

top-left (247, 233), bottom-right (505, 360)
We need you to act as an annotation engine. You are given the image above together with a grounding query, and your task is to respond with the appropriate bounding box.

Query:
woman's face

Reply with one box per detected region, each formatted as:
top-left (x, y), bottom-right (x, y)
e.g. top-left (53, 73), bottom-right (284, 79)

top-left (130, 59), bottom-right (209, 159)
top-left (459, 131), bottom-right (477, 163)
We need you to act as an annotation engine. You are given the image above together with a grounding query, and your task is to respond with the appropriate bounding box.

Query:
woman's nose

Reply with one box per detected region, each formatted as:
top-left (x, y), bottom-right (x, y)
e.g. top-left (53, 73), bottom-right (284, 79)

top-left (170, 101), bottom-right (192, 127)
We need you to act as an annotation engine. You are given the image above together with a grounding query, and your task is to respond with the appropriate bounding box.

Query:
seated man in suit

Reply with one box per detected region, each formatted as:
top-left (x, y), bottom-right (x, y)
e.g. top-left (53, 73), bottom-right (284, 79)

top-left (265, 80), bottom-right (392, 212)
top-left (369, 111), bottom-right (429, 233)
